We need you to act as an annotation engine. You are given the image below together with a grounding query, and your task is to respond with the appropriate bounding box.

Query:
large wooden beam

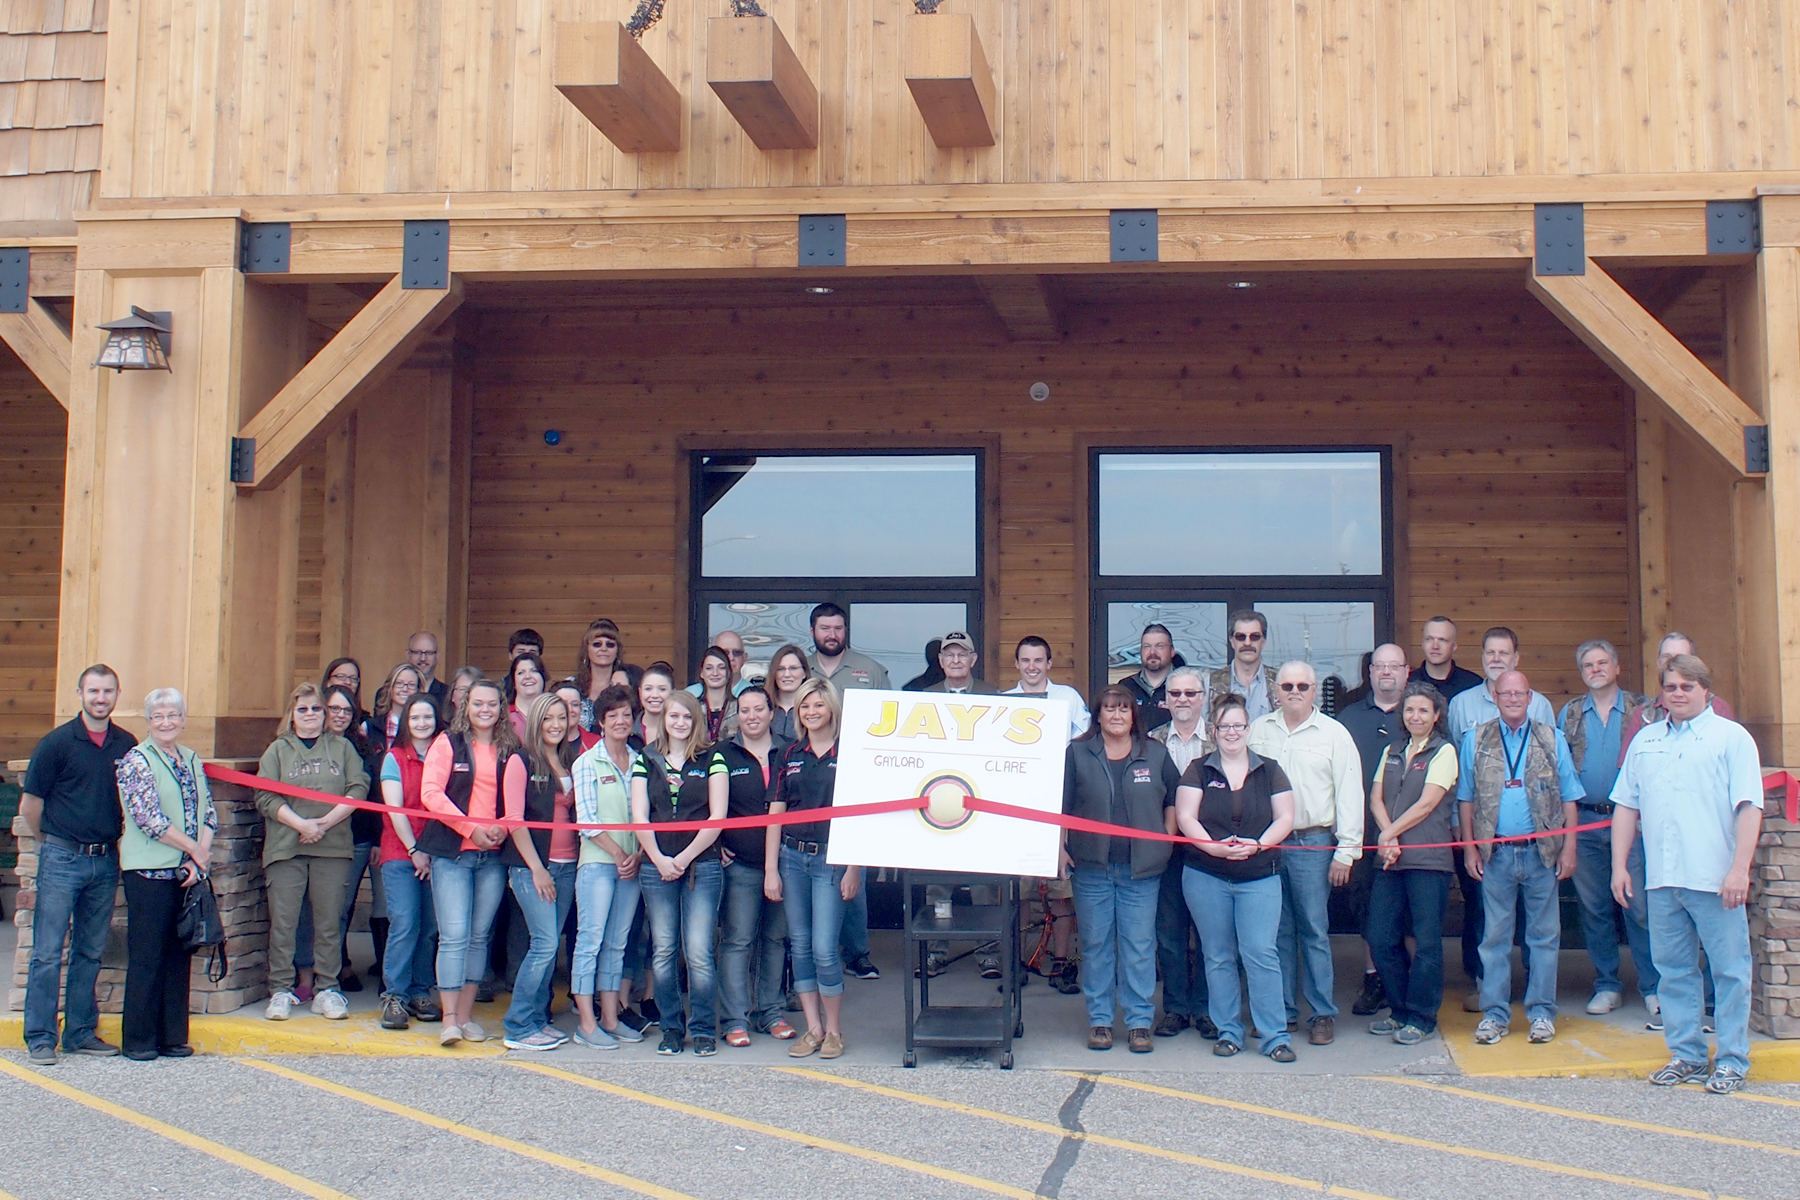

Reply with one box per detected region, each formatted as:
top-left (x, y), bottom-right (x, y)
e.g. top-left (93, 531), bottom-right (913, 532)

top-left (904, 14), bottom-right (997, 148)
top-left (706, 16), bottom-right (818, 151)
top-left (1529, 262), bottom-right (1764, 476)
top-left (976, 276), bottom-right (1062, 343)
top-left (555, 22), bottom-right (681, 154)
top-left (237, 275), bottom-right (464, 490)
top-left (0, 300), bottom-right (71, 408)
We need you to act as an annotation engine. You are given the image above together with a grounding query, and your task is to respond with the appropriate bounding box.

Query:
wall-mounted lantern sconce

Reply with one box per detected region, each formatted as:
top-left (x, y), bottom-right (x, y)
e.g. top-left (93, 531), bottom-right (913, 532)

top-left (94, 307), bottom-right (172, 372)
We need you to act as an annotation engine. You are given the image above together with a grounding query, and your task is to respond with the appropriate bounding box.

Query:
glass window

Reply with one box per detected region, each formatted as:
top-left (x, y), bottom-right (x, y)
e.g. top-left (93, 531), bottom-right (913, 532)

top-left (1255, 601), bottom-right (1376, 690)
top-left (709, 600), bottom-right (968, 690)
top-left (1096, 452), bottom-right (1384, 576)
top-left (701, 454), bottom-right (977, 578)
top-left (1105, 601), bottom-right (1228, 684)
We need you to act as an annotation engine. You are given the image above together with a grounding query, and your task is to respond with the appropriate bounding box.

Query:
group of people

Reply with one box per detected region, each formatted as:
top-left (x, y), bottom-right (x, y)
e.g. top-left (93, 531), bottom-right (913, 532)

top-left (17, 608), bottom-right (1768, 1094)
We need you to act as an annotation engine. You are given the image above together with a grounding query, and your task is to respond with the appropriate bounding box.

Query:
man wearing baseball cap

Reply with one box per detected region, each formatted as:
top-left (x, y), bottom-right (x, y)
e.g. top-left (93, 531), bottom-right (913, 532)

top-left (924, 632), bottom-right (996, 695)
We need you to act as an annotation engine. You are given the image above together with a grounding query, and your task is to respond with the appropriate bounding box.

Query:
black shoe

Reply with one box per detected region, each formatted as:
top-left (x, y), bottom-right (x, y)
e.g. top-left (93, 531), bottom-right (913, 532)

top-left (123, 1049), bottom-right (159, 1062)
top-left (846, 955), bottom-right (880, 981)
top-left (1195, 1016), bottom-right (1220, 1040)
top-left (338, 972), bottom-right (364, 994)
top-left (156, 1044), bottom-right (195, 1058)
top-left (27, 1044), bottom-right (55, 1066)
top-left (476, 980), bottom-right (497, 1004)
top-left (409, 995), bottom-right (443, 1023)
top-left (656, 1029), bottom-right (683, 1055)
top-left (1351, 971), bottom-right (1386, 1016)
top-left (618, 1007), bottom-right (653, 1034)
top-left (380, 996), bottom-right (411, 1030)
top-left (692, 1036), bottom-right (717, 1057)
top-left (642, 998), bottom-right (662, 1024)
top-left (1153, 1012), bottom-right (1189, 1037)
top-left (1054, 961), bottom-right (1082, 995)
top-left (67, 1037), bottom-right (120, 1058)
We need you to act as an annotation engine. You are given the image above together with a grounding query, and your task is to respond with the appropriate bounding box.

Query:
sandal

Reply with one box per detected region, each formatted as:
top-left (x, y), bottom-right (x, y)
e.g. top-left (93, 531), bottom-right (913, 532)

top-left (766, 1019), bottom-right (798, 1040)
top-left (724, 1028), bottom-right (751, 1048)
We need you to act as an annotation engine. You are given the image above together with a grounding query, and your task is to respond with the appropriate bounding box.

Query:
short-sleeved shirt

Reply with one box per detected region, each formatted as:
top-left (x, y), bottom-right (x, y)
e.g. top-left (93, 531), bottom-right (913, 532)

top-left (23, 718), bottom-right (137, 845)
top-left (1446, 684), bottom-right (1555, 746)
top-left (1455, 720), bottom-right (1584, 836)
top-left (633, 749), bottom-right (727, 860)
top-left (1611, 705), bottom-right (1765, 893)
top-left (773, 740), bottom-right (838, 844)
top-left (1372, 740), bottom-right (1460, 871)
top-left (1179, 752), bottom-right (1291, 881)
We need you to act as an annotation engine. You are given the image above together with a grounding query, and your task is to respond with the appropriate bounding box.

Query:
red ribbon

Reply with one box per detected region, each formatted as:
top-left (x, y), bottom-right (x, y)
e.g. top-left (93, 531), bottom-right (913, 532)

top-left (1767, 771), bottom-right (1799, 823)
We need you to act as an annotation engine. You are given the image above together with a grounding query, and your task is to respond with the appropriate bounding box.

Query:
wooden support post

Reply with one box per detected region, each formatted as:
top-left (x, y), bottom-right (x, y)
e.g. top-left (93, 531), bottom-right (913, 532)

top-left (976, 276), bottom-right (1062, 342)
top-left (1634, 394), bottom-right (1671, 691)
top-left (706, 16), bottom-right (818, 151)
top-left (0, 300), bottom-right (71, 409)
top-left (554, 22), bottom-right (682, 154)
top-left (236, 274), bottom-right (465, 490)
top-left (904, 13), bottom-right (997, 148)
top-left (1529, 262), bottom-right (1765, 476)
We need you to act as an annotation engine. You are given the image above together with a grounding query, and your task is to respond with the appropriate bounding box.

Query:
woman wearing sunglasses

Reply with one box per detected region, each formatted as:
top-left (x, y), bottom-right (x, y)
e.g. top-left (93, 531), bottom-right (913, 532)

top-left (574, 618), bottom-right (624, 733)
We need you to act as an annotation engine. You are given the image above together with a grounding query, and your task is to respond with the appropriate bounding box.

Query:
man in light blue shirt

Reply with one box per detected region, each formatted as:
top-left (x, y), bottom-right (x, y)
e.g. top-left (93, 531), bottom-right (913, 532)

top-left (1446, 626), bottom-right (1554, 744)
top-left (1611, 653), bottom-right (1764, 1095)
top-left (1457, 670), bottom-right (1582, 1045)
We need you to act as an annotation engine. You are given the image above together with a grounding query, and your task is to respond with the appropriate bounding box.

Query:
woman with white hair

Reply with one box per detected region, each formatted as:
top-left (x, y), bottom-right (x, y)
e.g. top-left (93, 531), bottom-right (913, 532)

top-left (113, 688), bottom-right (216, 1060)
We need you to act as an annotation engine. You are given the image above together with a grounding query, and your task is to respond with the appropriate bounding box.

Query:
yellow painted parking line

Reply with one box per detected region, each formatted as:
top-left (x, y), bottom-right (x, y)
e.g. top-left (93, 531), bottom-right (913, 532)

top-left (1086, 1072), bottom-right (1757, 1197)
top-left (508, 1060), bottom-right (1036, 1199)
top-left (1374, 1076), bottom-right (1800, 1158)
top-left (237, 1059), bottom-right (693, 1200)
top-left (1733, 1091), bottom-right (1800, 1110)
top-left (779, 1066), bottom-right (1400, 1200)
top-left (0, 1057), bottom-right (355, 1199)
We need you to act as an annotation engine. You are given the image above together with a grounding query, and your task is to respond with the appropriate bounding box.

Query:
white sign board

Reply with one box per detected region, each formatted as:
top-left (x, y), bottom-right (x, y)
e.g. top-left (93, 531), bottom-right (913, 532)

top-left (827, 689), bottom-right (1070, 876)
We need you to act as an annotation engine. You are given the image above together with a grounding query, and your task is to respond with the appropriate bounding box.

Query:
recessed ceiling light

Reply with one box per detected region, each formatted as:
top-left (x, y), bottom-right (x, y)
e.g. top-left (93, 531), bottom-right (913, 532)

top-left (1227, 280), bottom-right (1256, 290)
top-left (805, 286), bottom-right (835, 295)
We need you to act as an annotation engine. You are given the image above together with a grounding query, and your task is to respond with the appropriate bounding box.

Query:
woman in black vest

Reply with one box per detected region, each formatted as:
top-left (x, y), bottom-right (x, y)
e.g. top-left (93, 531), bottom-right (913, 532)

top-left (1061, 684), bottom-right (1181, 1054)
top-left (500, 693), bottom-right (579, 1051)
top-left (1365, 681), bottom-right (1459, 1044)
top-left (1175, 694), bottom-right (1298, 1061)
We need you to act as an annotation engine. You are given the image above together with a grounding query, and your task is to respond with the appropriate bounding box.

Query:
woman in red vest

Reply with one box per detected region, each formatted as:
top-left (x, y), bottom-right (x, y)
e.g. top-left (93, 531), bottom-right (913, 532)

top-left (376, 694), bottom-right (446, 1031)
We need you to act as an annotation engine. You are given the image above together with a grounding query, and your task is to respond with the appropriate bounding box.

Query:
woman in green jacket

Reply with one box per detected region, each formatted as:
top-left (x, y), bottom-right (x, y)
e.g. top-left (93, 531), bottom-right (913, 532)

top-left (256, 682), bottom-right (370, 1022)
top-left (114, 688), bottom-right (216, 1060)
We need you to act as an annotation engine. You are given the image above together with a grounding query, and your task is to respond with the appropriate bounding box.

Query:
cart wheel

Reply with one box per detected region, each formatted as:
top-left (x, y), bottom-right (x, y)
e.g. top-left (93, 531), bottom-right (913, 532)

top-left (1000, 1052), bottom-right (1014, 1070)
top-left (904, 1051), bottom-right (916, 1068)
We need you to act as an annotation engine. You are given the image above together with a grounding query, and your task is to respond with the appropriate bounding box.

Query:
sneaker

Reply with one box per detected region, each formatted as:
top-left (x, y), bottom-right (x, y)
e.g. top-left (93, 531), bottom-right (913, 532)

top-left (503, 1028), bottom-right (567, 1051)
top-left (1704, 1065), bottom-right (1746, 1095)
top-left (408, 995), bottom-right (443, 1023)
top-left (1154, 1012), bottom-right (1190, 1037)
top-left (266, 990), bottom-right (298, 1021)
top-left (765, 1019), bottom-right (798, 1041)
top-left (846, 955), bottom-right (880, 981)
top-left (607, 1019), bottom-right (645, 1044)
top-left (1351, 971), bottom-right (1387, 1016)
top-left (724, 1028), bottom-right (751, 1048)
top-left (692, 1036), bottom-right (717, 1057)
top-left (1127, 1029), bottom-right (1153, 1054)
top-left (917, 952), bottom-right (948, 978)
top-left (68, 1037), bottom-right (120, 1057)
top-left (440, 1025), bottom-right (462, 1047)
top-left (1394, 1024), bottom-right (1427, 1046)
top-left (1308, 1017), bottom-right (1336, 1046)
top-left (380, 996), bottom-right (411, 1030)
top-left (27, 1044), bottom-right (56, 1066)
top-left (1528, 1017), bottom-right (1556, 1043)
top-left (617, 1007), bottom-right (653, 1035)
top-left (1088, 1025), bottom-right (1114, 1051)
top-left (656, 1029), bottom-right (683, 1056)
top-left (1213, 1039), bottom-right (1240, 1057)
top-left (978, 955), bottom-right (1002, 980)
top-left (573, 1026), bottom-right (619, 1050)
top-left (461, 1021), bottom-right (488, 1043)
top-left (1648, 1058), bottom-right (1709, 1086)
top-left (311, 989), bottom-right (350, 1020)
top-left (1586, 990), bottom-right (1623, 1015)
top-left (1473, 1017), bottom-right (1508, 1044)
top-left (1367, 1017), bottom-right (1402, 1035)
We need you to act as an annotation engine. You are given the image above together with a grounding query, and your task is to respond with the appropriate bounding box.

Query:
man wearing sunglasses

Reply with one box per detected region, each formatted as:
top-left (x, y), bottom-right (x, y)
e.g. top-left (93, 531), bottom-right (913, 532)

top-left (1249, 661), bottom-right (1364, 1045)
top-left (1207, 610), bottom-right (1280, 722)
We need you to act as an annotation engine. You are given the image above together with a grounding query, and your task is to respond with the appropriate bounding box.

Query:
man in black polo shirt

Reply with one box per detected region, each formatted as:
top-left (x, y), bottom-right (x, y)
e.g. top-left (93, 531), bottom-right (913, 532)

top-left (20, 664), bottom-right (137, 1064)
top-left (1334, 643), bottom-right (1410, 1017)
top-left (1409, 616), bottom-right (1483, 702)
top-left (1118, 624), bottom-right (1175, 732)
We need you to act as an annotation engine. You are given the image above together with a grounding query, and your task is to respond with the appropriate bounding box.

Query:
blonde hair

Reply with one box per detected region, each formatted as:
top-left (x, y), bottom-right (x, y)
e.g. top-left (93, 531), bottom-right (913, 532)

top-left (654, 690), bottom-right (712, 762)
top-left (448, 679), bottom-right (521, 756)
top-left (523, 692), bottom-right (571, 777)
top-left (279, 683), bottom-right (324, 736)
top-left (792, 676), bottom-right (841, 743)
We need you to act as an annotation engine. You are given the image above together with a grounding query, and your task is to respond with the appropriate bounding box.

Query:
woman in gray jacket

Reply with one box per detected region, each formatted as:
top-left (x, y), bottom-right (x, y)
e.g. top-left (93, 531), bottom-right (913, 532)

top-left (1061, 684), bottom-right (1181, 1054)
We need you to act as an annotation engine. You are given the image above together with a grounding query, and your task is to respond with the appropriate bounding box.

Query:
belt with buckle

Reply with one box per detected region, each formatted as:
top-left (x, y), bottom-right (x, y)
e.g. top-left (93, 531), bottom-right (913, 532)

top-left (41, 833), bottom-right (115, 857)
top-left (782, 835), bottom-right (825, 854)
top-left (1580, 802), bottom-right (1615, 815)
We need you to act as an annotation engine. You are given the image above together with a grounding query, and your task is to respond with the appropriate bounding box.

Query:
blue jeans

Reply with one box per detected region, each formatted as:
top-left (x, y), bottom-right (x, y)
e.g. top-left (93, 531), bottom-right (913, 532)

top-left (430, 850), bottom-right (507, 992)
top-left (1183, 866), bottom-right (1289, 1054)
top-left (378, 859), bottom-right (438, 1000)
top-left (1478, 844), bottom-right (1562, 1023)
top-left (778, 843), bottom-right (848, 998)
top-left (25, 843), bottom-right (119, 1051)
top-left (641, 857), bottom-right (724, 1037)
top-left (504, 861), bottom-right (578, 1040)
top-left (1070, 862), bottom-right (1159, 1031)
top-left (1649, 887), bottom-right (1752, 1073)
top-left (1573, 818), bottom-right (1659, 998)
top-left (572, 861), bottom-right (642, 995)
top-left (1155, 859), bottom-right (1207, 1019)
top-left (721, 859), bottom-right (789, 1033)
top-left (1277, 828), bottom-right (1339, 1023)
top-left (1367, 868), bottom-right (1450, 1032)
top-left (839, 883), bottom-right (869, 961)
top-left (338, 841), bottom-right (377, 942)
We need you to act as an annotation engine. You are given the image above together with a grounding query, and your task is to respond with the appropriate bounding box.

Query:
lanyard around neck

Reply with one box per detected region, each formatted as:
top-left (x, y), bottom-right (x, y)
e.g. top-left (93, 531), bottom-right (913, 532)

top-left (1502, 722), bottom-right (1530, 780)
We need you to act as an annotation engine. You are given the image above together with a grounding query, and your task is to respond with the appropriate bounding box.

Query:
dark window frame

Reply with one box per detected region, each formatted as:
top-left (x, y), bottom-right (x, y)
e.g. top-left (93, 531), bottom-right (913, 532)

top-left (1088, 445), bottom-right (1395, 695)
top-left (689, 448), bottom-right (987, 674)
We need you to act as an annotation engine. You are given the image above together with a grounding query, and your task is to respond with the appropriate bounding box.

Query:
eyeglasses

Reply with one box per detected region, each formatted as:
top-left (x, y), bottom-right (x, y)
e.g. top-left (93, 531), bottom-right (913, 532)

top-left (1167, 689), bottom-right (1202, 699)
top-left (1214, 722), bottom-right (1248, 733)
top-left (725, 650), bottom-right (747, 661)
top-left (1495, 690), bottom-right (1530, 700)
top-left (294, 705), bottom-right (323, 714)
top-left (1231, 632), bottom-right (1265, 643)
top-left (1278, 682), bottom-right (1313, 693)
top-left (591, 638), bottom-right (619, 649)
top-left (326, 706), bottom-right (354, 715)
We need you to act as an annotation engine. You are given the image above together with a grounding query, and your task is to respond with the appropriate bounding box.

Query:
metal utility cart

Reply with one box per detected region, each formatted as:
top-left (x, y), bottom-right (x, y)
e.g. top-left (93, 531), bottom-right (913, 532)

top-left (901, 871), bottom-right (1023, 1069)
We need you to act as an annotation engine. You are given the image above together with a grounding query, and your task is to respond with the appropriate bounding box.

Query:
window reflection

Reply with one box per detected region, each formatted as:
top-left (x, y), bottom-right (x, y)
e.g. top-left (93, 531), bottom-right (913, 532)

top-left (1106, 602), bottom-right (1228, 683)
top-left (1256, 601), bottom-right (1376, 690)
top-left (710, 601), bottom-right (968, 690)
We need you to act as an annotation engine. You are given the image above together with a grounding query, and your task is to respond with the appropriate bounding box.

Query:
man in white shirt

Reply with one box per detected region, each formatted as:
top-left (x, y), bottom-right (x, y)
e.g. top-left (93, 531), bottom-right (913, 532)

top-left (1446, 626), bottom-right (1555, 744)
top-left (1249, 661), bottom-right (1364, 1046)
top-left (1003, 636), bottom-right (1090, 737)
top-left (1612, 654), bottom-right (1765, 1095)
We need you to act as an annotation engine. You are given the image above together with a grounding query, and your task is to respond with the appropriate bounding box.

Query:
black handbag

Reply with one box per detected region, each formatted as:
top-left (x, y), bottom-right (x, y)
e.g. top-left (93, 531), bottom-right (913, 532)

top-left (177, 878), bottom-right (229, 983)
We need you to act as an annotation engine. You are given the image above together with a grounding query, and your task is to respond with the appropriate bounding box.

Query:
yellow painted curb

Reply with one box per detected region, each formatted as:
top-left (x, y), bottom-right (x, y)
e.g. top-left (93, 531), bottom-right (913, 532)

top-left (1438, 1002), bottom-right (1800, 1081)
top-left (0, 1001), bottom-right (510, 1058)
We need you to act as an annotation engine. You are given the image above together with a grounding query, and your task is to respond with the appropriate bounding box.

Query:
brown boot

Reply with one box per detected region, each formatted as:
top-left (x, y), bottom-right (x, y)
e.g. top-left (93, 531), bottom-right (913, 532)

top-left (1087, 1025), bottom-right (1113, 1050)
top-left (1309, 1017), bottom-right (1336, 1045)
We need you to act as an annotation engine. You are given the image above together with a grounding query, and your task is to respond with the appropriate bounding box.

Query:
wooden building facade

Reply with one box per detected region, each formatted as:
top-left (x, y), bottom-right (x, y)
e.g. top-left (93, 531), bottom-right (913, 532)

top-left (0, 0), bottom-right (1795, 772)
